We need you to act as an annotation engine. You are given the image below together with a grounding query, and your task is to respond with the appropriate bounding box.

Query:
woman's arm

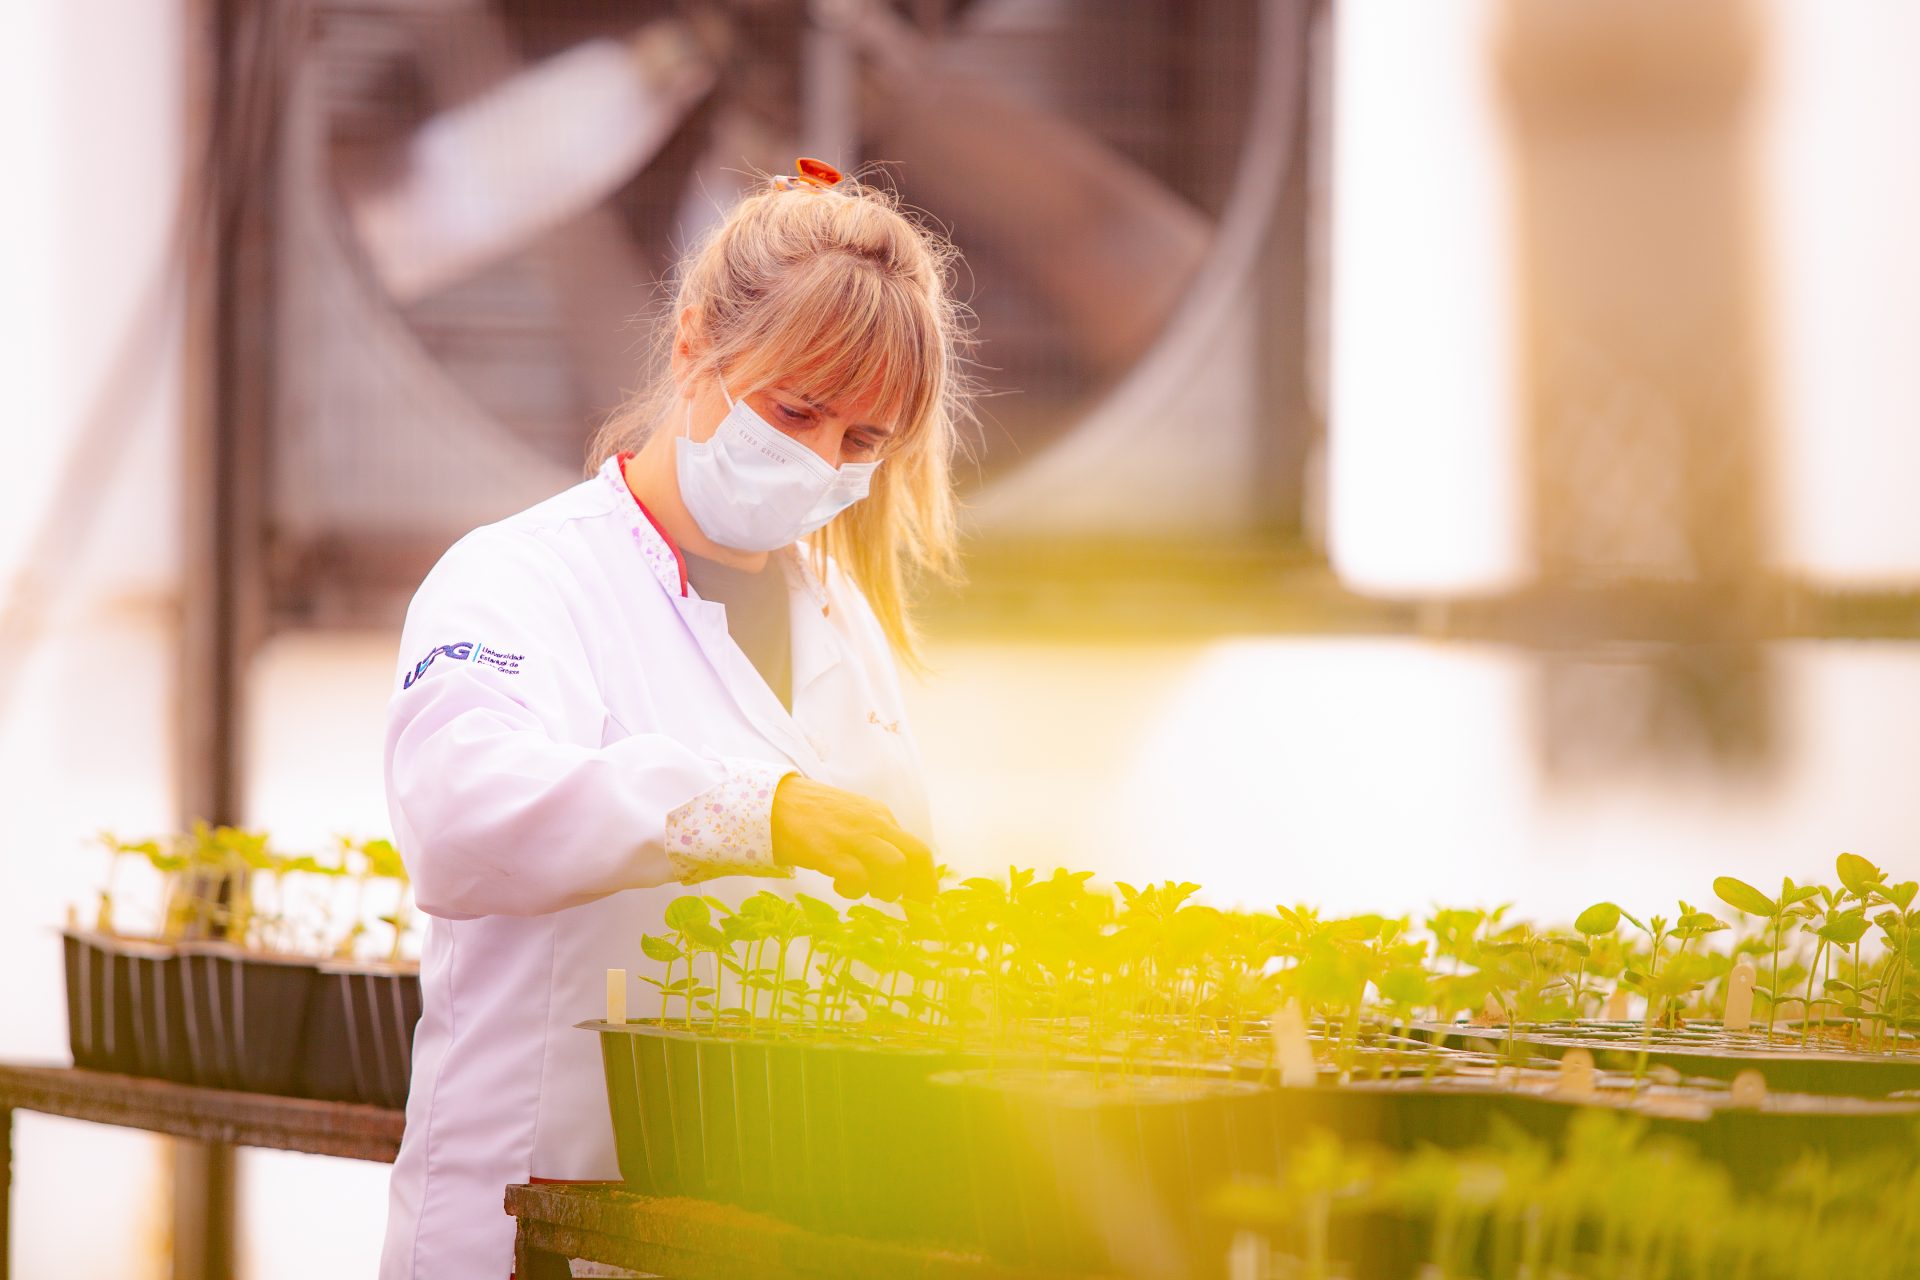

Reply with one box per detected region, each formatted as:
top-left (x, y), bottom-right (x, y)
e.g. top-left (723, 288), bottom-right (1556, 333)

top-left (384, 525), bottom-right (791, 919)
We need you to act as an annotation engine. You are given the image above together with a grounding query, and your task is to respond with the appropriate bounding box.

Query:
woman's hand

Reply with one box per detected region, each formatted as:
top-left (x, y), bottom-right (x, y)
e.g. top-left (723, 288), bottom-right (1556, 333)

top-left (769, 775), bottom-right (937, 902)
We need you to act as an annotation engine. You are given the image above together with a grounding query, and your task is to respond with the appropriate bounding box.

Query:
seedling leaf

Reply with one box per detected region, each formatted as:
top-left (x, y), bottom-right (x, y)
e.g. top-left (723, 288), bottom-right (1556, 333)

top-left (663, 896), bottom-right (711, 932)
top-left (1818, 914), bottom-right (1871, 946)
top-left (640, 935), bottom-right (683, 963)
top-left (1713, 877), bottom-right (1776, 918)
top-left (1574, 902), bottom-right (1621, 936)
top-left (1835, 853), bottom-right (1884, 897)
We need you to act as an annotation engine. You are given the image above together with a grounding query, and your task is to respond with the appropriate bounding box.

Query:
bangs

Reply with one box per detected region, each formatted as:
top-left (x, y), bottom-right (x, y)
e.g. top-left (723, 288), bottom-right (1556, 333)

top-left (726, 257), bottom-right (941, 447)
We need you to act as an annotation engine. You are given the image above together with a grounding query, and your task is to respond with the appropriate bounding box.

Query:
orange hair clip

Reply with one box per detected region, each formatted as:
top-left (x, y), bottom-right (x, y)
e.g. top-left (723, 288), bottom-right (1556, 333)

top-left (773, 156), bottom-right (844, 191)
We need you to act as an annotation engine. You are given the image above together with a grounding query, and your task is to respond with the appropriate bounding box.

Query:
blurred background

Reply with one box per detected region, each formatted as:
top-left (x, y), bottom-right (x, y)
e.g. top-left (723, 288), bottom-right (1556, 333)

top-left (4, 0), bottom-right (1919, 1274)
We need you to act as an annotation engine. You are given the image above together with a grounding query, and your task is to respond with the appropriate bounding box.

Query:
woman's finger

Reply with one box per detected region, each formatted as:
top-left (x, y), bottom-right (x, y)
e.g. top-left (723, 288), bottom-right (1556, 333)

top-left (848, 834), bottom-right (908, 903)
top-left (782, 831), bottom-right (871, 899)
top-left (817, 847), bottom-right (871, 900)
top-left (877, 824), bottom-right (938, 900)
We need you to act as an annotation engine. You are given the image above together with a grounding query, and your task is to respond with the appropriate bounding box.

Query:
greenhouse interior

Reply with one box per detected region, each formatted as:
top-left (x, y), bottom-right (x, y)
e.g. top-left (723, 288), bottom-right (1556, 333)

top-left (4, 0), bottom-right (1920, 1277)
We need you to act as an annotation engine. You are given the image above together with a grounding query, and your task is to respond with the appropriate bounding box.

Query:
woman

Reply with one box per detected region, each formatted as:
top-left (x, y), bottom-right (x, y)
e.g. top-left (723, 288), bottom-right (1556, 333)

top-left (378, 161), bottom-right (968, 1279)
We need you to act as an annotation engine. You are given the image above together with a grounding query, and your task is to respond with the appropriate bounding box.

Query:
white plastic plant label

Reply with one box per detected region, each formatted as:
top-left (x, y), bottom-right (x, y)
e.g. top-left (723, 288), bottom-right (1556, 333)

top-left (1605, 987), bottom-right (1631, 1021)
top-left (1723, 960), bottom-right (1757, 1032)
top-left (1730, 1068), bottom-right (1767, 1107)
top-left (607, 968), bottom-right (628, 1025)
top-left (1227, 1230), bottom-right (1267, 1280)
top-left (1270, 1001), bottom-right (1316, 1088)
top-left (1556, 1046), bottom-right (1596, 1098)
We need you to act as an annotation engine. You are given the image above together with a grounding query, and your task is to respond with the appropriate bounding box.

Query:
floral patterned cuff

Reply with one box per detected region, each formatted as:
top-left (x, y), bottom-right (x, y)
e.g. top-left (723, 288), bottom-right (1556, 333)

top-left (664, 758), bottom-right (797, 884)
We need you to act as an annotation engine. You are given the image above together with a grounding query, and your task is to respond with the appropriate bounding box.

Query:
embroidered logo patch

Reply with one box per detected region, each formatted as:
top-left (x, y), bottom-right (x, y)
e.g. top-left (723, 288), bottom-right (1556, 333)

top-left (403, 640), bottom-right (525, 688)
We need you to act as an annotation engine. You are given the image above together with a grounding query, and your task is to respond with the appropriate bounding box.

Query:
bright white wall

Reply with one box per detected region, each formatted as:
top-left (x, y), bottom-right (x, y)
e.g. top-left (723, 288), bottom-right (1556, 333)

top-left (0, 2), bottom-right (62, 573)
top-left (1327, 0), bottom-right (1920, 596)
top-left (1758, 1), bottom-right (1920, 586)
top-left (1325, 0), bottom-right (1525, 597)
top-left (0, 3), bottom-right (187, 1275)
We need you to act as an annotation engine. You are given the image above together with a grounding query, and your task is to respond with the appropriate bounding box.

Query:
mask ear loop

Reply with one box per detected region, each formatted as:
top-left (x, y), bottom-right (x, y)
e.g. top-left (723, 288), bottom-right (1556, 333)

top-left (680, 369), bottom-right (734, 444)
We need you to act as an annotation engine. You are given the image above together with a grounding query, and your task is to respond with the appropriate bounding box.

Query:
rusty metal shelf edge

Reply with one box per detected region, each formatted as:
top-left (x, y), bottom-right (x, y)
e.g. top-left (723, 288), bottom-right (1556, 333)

top-left (0, 1064), bottom-right (403, 1163)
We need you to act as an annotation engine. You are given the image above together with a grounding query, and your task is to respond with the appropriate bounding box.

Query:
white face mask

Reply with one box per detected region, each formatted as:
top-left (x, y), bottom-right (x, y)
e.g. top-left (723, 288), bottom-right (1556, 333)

top-left (673, 376), bottom-right (881, 552)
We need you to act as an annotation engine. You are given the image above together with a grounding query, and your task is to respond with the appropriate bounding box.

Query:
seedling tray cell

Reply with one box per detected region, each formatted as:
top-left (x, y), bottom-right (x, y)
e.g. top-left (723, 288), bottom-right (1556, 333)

top-left (177, 944), bottom-right (320, 1094)
top-left (61, 930), bottom-right (139, 1074)
top-left (61, 931), bottom-right (191, 1083)
top-left (299, 963), bottom-right (421, 1107)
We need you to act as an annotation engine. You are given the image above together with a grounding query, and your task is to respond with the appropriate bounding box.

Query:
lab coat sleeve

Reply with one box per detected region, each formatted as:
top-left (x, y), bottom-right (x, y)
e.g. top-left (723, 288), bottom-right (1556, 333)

top-left (385, 525), bottom-right (793, 920)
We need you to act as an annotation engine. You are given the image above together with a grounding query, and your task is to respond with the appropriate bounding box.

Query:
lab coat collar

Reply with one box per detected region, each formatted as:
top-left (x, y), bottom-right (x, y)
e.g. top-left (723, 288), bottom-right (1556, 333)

top-left (599, 454), bottom-right (686, 599)
top-left (597, 453), bottom-right (842, 768)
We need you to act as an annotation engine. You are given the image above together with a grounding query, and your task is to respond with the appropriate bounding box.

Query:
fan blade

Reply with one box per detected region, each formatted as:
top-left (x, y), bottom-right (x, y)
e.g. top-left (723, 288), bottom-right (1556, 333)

top-left (844, 3), bottom-right (1210, 376)
top-left (404, 9), bottom-right (678, 418)
top-left (345, 19), bottom-right (713, 304)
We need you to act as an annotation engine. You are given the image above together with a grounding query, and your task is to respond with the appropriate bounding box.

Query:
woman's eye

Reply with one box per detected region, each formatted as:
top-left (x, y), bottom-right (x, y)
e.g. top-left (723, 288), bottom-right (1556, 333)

top-left (774, 402), bottom-right (811, 426)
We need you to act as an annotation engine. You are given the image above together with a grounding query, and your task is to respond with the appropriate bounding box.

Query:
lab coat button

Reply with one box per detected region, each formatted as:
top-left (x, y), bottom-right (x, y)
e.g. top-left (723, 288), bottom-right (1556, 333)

top-left (806, 734), bottom-right (829, 761)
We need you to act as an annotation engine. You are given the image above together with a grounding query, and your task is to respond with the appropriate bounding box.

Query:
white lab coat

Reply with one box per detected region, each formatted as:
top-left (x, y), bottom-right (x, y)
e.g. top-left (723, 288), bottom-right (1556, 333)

top-left (378, 454), bottom-right (932, 1279)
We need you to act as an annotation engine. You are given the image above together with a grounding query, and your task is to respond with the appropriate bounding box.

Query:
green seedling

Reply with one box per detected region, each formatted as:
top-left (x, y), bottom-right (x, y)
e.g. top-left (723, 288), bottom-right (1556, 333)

top-left (82, 825), bottom-right (401, 961)
top-left (1792, 883), bottom-right (1871, 1047)
top-left (640, 896), bottom-right (723, 1025)
top-left (1714, 874), bottom-right (1818, 1040)
top-left (1867, 880), bottom-right (1920, 1051)
top-left (331, 836), bottom-right (412, 963)
top-left (90, 832), bottom-right (166, 937)
top-left (727, 891), bottom-right (805, 1028)
top-left (164, 821), bottom-right (264, 944)
top-left (1571, 901), bottom-right (1622, 1018)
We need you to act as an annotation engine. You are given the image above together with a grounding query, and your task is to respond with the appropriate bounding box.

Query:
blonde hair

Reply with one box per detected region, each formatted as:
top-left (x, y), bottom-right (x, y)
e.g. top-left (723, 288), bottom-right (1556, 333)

top-left (588, 171), bottom-right (974, 667)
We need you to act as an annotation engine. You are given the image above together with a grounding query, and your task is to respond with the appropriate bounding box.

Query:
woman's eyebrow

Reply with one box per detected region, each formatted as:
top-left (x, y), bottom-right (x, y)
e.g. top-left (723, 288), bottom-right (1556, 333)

top-left (777, 385), bottom-right (894, 434)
